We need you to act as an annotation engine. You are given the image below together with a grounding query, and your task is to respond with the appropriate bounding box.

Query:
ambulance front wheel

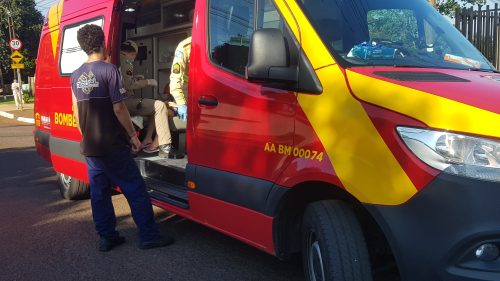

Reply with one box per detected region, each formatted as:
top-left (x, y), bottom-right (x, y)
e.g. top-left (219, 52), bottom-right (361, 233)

top-left (58, 173), bottom-right (90, 200)
top-left (302, 200), bottom-right (372, 281)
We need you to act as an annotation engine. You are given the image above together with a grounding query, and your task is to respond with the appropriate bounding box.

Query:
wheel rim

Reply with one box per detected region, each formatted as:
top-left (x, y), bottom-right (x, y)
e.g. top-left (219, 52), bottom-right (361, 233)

top-left (308, 231), bottom-right (325, 281)
top-left (60, 173), bottom-right (71, 190)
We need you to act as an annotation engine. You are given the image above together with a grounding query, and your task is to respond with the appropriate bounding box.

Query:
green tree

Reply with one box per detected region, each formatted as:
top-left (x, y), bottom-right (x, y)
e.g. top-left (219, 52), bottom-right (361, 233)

top-left (368, 9), bottom-right (419, 50)
top-left (0, 0), bottom-right (44, 84)
top-left (429, 0), bottom-right (487, 16)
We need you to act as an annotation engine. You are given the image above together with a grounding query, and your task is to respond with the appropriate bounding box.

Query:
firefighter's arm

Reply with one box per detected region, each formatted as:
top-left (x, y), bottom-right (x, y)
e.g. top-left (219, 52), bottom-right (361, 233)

top-left (169, 50), bottom-right (187, 105)
top-left (71, 91), bottom-right (82, 135)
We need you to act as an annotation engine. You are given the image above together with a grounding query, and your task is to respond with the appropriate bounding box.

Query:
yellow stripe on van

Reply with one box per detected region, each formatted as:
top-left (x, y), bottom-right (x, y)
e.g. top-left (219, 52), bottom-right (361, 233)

top-left (48, 1), bottom-right (63, 59)
top-left (300, 66), bottom-right (417, 205)
top-left (276, 0), bottom-right (417, 205)
top-left (274, 0), bottom-right (335, 70)
top-left (347, 70), bottom-right (500, 138)
top-left (274, 0), bottom-right (300, 43)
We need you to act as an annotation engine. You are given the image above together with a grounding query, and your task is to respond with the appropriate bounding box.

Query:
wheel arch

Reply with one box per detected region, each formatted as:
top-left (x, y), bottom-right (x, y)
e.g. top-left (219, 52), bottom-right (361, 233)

top-left (272, 181), bottom-right (401, 277)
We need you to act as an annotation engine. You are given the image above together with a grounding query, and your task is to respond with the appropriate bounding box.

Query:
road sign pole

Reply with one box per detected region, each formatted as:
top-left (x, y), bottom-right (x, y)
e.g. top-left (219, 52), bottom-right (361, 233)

top-left (17, 69), bottom-right (22, 110)
top-left (7, 15), bottom-right (16, 79)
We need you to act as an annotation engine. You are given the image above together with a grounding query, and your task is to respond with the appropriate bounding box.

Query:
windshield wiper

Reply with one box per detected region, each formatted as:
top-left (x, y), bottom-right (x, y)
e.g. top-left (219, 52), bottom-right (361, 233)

top-left (468, 68), bottom-right (499, 73)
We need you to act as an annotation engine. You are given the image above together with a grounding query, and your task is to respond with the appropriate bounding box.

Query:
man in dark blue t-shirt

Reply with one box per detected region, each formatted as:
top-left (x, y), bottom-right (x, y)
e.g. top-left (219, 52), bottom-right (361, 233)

top-left (71, 24), bottom-right (173, 251)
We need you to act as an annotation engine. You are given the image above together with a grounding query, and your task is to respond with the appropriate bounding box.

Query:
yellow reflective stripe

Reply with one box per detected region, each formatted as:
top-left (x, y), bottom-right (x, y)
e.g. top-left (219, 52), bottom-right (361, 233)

top-left (48, 1), bottom-right (63, 59)
top-left (273, 0), bottom-right (300, 42)
top-left (278, 0), bottom-right (336, 69)
top-left (299, 66), bottom-right (417, 205)
top-left (347, 70), bottom-right (500, 138)
top-left (277, 0), bottom-right (417, 205)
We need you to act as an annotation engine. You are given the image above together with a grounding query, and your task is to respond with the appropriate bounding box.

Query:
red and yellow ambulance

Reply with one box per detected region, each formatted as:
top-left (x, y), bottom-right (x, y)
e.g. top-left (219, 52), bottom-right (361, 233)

top-left (34, 0), bottom-right (500, 280)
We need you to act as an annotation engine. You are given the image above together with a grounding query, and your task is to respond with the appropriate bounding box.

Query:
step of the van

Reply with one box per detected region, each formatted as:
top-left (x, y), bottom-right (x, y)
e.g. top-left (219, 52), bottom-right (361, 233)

top-left (144, 176), bottom-right (189, 209)
top-left (135, 157), bottom-right (187, 186)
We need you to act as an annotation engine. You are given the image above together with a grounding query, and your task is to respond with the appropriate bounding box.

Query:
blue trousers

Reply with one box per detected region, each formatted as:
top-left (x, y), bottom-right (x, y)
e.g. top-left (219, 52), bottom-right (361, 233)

top-left (85, 148), bottom-right (159, 242)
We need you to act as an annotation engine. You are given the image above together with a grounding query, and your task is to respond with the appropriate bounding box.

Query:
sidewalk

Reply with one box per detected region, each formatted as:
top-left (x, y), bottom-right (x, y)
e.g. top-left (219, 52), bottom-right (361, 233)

top-left (0, 99), bottom-right (35, 124)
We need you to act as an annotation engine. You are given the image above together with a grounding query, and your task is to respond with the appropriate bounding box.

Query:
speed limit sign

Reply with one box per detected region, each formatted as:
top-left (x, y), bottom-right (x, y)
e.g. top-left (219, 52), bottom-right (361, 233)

top-left (9, 38), bottom-right (22, 50)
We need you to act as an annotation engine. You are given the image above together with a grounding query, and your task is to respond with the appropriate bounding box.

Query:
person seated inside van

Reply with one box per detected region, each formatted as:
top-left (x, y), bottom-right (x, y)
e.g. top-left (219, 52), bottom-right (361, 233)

top-left (120, 40), bottom-right (173, 157)
top-left (141, 36), bottom-right (191, 156)
top-left (142, 86), bottom-right (178, 152)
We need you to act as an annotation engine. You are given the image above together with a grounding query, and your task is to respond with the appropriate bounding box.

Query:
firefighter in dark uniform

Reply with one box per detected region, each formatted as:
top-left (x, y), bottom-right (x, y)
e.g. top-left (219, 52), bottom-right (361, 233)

top-left (120, 40), bottom-right (172, 157)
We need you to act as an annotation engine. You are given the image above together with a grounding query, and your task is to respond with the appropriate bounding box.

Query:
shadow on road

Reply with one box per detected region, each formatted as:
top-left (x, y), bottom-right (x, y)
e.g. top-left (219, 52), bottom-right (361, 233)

top-left (0, 145), bottom-right (305, 281)
top-left (0, 147), bottom-right (56, 187)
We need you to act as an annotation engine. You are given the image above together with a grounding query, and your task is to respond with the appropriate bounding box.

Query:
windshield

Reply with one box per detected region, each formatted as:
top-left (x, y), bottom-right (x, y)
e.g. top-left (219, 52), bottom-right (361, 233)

top-left (298, 0), bottom-right (495, 71)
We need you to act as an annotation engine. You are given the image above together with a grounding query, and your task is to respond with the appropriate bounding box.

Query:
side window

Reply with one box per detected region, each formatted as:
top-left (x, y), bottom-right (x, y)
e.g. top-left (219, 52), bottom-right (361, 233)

top-left (258, 0), bottom-right (284, 29)
top-left (209, 0), bottom-right (254, 75)
top-left (60, 18), bottom-right (104, 75)
top-left (257, 0), bottom-right (299, 67)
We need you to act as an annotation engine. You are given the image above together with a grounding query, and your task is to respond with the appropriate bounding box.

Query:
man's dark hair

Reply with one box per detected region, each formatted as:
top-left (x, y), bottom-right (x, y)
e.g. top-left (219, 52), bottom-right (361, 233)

top-left (77, 24), bottom-right (105, 55)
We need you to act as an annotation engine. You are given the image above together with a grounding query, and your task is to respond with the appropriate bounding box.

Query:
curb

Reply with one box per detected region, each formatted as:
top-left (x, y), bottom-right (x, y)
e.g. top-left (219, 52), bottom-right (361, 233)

top-left (0, 110), bottom-right (35, 124)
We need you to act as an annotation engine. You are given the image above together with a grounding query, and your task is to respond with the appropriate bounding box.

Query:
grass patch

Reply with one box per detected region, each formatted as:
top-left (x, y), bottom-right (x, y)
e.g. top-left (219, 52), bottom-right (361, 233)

top-left (0, 96), bottom-right (15, 105)
top-left (0, 95), bottom-right (33, 105)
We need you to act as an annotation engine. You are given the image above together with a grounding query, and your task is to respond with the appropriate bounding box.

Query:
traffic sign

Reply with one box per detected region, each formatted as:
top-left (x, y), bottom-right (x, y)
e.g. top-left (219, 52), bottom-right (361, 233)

top-left (9, 38), bottom-right (22, 50)
top-left (11, 63), bottom-right (25, 69)
top-left (10, 50), bottom-right (24, 63)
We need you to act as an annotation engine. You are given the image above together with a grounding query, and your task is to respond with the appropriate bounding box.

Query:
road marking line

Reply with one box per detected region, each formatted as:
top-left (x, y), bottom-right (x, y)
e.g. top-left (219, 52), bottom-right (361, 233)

top-left (17, 117), bottom-right (35, 124)
top-left (0, 111), bottom-right (15, 119)
top-left (0, 110), bottom-right (35, 124)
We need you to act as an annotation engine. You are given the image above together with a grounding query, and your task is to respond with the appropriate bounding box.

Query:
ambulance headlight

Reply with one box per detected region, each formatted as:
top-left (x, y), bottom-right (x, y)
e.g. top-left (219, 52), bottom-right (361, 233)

top-left (397, 127), bottom-right (500, 182)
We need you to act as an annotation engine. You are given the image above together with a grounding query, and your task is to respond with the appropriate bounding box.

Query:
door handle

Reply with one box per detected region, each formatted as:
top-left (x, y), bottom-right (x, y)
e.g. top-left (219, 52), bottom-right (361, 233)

top-left (198, 95), bottom-right (218, 107)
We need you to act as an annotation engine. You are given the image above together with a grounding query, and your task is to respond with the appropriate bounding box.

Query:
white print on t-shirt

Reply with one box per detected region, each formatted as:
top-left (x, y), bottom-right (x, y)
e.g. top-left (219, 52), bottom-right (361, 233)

top-left (77, 71), bottom-right (100, 95)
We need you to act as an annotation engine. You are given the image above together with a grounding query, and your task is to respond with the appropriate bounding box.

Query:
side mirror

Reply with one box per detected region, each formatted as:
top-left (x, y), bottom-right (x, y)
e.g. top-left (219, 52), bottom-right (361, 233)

top-left (246, 28), bottom-right (297, 83)
top-left (246, 28), bottom-right (323, 95)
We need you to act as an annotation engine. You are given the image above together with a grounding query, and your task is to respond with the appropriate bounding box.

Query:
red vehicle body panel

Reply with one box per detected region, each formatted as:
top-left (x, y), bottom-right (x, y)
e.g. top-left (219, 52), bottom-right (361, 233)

top-left (189, 0), bottom-right (295, 183)
top-left (151, 192), bottom-right (275, 254)
top-left (361, 103), bottom-right (439, 190)
top-left (35, 0), bottom-right (118, 181)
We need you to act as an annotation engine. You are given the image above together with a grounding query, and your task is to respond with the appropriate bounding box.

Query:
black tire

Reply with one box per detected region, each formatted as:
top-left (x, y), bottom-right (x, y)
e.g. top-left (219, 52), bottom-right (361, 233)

top-left (302, 200), bottom-right (372, 281)
top-left (57, 172), bottom-right (90, 200)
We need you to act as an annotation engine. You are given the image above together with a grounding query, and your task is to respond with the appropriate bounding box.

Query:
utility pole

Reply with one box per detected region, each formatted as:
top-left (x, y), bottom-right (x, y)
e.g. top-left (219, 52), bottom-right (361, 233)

top-left (3, 1), bottom-right (23, 109)
top-left (9, 1), bottom-right (23, 96)
top-left (0, 1), bottom-right (5, 98)
top-left (0, 1), bottom-right (23, 109)
top-left (0, 66), bottom-right (3, 100)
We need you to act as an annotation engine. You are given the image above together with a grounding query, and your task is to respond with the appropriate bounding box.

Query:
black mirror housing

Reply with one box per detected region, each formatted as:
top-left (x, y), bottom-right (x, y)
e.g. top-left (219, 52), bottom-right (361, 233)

top-left (246, 29), bottom-right (297, 83)
top-left (246, 28), bottom-right (322, 95)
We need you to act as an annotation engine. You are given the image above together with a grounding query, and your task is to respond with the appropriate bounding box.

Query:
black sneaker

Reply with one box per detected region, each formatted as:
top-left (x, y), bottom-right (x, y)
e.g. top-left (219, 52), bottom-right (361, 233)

top-left (158, 144), bottom-right (172, 158)
top-left (99, 236), bottom-right (126, 252)
top-left (138, 235), bottom-right (174, 250)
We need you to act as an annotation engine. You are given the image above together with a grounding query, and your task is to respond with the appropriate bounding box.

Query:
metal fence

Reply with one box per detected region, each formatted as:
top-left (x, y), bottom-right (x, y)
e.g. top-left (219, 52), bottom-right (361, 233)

top-left (455, 4), bottom-right (500, 68)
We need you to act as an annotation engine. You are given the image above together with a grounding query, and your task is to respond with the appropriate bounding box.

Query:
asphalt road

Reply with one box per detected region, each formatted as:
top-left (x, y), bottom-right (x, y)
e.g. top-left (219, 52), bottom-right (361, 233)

top-left (0, 118), bottom-right (304, 281)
